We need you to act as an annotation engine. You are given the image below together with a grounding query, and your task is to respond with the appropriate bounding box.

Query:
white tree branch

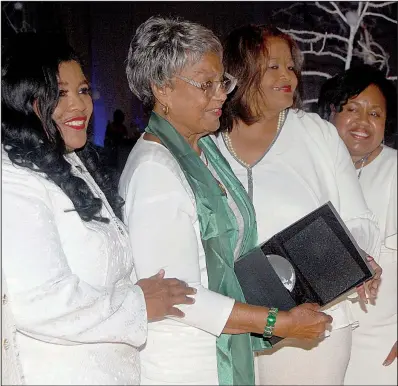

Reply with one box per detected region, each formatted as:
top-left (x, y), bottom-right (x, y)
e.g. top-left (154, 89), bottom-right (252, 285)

top-left (330, 1), bottom-right (348, 23)
top-left (276, 1), bottom-right (396, 103)
top-left (280, 28), bottom-right (349, 43)
top-left (302, 50), bottom-right (346, 62)
top-left (357, 2), bottom-right (364, 16)
top-left (272, 2), bottom-right (300, 17)
top-left (368, 1), bottom-right (396, 8)
top-left (302, 71), bottom-right (332, 79)
top-left (315, 1), bottom-right (339, 16)
top-left (2, 3), bottom-right (18, 33)
top-left (364, 11), bottom-right (398, 24)
top-left (303, 98), bottom-right (319, 105)
top-left (370, 40), bottom-right (389, 58)
top-left (320, 34), bottom-right (327, 52)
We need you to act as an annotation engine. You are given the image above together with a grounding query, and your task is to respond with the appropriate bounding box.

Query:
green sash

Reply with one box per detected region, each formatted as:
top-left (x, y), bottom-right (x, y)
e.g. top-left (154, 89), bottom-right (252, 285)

top-left (146, 112), bottom-right (269, 385)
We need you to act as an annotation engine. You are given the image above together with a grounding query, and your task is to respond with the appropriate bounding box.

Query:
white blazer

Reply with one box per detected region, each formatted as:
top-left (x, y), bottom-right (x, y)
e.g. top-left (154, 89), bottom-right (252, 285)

top-left (2, 149), bottom-right (147, 385)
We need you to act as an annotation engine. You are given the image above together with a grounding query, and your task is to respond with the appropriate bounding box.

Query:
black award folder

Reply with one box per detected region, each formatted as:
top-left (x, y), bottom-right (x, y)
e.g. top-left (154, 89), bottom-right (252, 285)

top-left (234, 201), bottom-right (375, 345)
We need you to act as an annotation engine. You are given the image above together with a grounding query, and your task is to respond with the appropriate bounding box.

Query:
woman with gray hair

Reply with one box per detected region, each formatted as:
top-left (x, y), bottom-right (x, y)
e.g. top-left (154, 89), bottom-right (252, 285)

top-left (119, 16), bottom-right (332, 385)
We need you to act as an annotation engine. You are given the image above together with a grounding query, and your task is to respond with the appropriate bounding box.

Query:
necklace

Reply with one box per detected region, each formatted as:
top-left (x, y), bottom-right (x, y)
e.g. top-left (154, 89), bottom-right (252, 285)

top-left (201, 153), bottom-right (228, 197)
top-left (222, 109), bottom-right (286, 168)
top-left (354, 146), bottom-right (379, 179)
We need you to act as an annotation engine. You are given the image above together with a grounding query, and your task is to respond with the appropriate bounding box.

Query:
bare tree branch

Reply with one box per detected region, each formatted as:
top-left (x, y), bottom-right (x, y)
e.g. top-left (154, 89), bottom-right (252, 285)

top-left (330, 1), bottom-right (349, 23)
top-left (2, 2), bottom-right (19, 33)
top-left (279, 28), bottom-right (349, 43)
top-left (2, 1), bottom-right (34, 33)
top-left (364, 11), bottom-right (398, 24)
top-left (303, 98), bottom-right (319, 105)
top-left (302, 50), bottom-right (347, 62)
top-left (302, 71), bottom-right (332, 79)
top-left (272, 2), bottom-right (301, 17)
top-left (368, 1), bottom-right (397, 8)
top-left (274, 1), bottom-right (397, 108)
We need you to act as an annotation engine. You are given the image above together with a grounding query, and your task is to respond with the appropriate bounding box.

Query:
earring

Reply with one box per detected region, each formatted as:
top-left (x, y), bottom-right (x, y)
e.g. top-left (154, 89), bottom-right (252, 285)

top-left (162, 105), bottom-right (169, 115)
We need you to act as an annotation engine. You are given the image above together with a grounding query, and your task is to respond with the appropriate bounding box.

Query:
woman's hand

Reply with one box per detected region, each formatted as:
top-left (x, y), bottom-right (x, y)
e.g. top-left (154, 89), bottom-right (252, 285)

top-left (137, 269), bottom-right (196, 322)
top-left (383, 341), bottom-right (397, 366)
top-left (276, 303), bottom-right (333, 340)
top-left (356, 255), bottom-right (382, 303)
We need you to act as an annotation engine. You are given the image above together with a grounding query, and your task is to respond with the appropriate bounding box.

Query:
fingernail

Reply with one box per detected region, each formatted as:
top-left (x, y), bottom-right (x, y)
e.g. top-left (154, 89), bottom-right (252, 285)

top-left (383, 360), bottom-right (391, 366)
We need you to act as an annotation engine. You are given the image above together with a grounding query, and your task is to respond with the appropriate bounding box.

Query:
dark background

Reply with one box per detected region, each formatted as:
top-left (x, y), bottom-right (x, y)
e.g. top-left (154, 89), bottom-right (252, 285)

top-left (2, 1), bottom-right (397, 146)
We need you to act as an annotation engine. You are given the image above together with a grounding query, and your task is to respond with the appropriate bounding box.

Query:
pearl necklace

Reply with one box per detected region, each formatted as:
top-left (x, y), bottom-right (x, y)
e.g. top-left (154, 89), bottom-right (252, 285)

top-left (222, 109), bottom-right (286, 168)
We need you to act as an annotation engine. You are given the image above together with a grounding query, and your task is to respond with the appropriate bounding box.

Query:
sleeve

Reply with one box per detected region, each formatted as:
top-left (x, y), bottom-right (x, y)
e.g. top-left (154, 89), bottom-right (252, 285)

top-left (385, 167), bottom-right (397, 250)
top-left (2, 165), bottom-right (147, 347)
top-left (123, 161), bottom-right (235, 336)
top-left (323, 119), bottom-right (381, 260)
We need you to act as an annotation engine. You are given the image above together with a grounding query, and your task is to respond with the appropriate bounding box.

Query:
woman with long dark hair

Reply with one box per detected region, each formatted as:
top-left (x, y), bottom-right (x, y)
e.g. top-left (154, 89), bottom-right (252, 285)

top-left (1, 32), bottom-right (195, 385)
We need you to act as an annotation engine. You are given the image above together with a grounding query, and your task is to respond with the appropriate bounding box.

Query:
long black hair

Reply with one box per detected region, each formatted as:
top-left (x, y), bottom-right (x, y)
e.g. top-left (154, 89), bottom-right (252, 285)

top-left (2, 32), bottom-right (124, 222)
top-left (317, 64), bottom-right (397, 147)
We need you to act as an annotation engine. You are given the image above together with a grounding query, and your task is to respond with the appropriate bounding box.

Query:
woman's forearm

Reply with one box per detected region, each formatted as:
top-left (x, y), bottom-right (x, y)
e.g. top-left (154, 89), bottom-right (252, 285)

top-left (222, 302), bottom-right (291, 337)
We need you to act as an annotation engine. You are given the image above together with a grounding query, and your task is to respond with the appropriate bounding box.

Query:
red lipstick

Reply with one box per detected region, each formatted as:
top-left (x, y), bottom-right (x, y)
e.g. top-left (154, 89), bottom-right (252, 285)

top-left (63, 116), bottom-right (87, 131)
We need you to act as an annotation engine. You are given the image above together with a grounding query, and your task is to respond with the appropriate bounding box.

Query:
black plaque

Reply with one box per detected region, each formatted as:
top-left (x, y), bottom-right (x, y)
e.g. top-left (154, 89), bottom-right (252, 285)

top-left (234, 202), bottom-right (374, 345)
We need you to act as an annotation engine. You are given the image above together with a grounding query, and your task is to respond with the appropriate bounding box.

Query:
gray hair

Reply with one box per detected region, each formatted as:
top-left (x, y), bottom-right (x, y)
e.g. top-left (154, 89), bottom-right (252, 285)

top-left (126, 16), bottom-right (223, 111)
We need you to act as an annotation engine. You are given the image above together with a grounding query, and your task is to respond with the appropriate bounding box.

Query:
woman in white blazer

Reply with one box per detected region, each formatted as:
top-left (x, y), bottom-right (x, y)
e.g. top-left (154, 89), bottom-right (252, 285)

top-left (1, 32), bottom-right (195, 385)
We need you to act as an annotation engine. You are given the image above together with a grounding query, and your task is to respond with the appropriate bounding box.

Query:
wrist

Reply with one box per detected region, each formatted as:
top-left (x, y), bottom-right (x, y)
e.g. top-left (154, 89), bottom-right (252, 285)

top-left (272, 310), bottom-right (291, 338)
top-left (261, 307), bottom-right (278, 340)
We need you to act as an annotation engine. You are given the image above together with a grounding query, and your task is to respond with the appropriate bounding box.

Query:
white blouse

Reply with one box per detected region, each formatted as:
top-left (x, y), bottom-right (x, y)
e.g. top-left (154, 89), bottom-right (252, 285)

top-left (351, 145), bottom-right (397, 324)
top-left (358, 145), bottom-right (397, 253)
top-left (2, 149), bottom-right (147, 385)
top-left (119, 137), bottom-right (242, 384)
top-left (214, 109), bottom-right (381, 330)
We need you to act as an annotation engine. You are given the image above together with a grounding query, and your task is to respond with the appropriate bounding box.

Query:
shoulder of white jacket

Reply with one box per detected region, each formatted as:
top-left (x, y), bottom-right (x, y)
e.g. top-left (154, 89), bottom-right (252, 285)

top-left (381, 145), bottom-right (397, 158)
top-left (121, 138), bottom-right (185, 181)
top-left (289, 109), bottom-right (333, 128)
top-left (1, 148), bottom-right (52, 195)
top-left (289, 109), bottom-right (339, 142)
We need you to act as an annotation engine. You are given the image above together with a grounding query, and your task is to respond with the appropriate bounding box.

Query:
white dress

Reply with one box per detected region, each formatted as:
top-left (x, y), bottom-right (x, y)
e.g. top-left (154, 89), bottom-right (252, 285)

top-left (214, 109), bottom-right (381, 385)
top-left (119, 137), bottom-right (245, 385)
top-left (2, 150), bottom-right (147, 385)
top-left (345, 145), bottom-right (397, 385)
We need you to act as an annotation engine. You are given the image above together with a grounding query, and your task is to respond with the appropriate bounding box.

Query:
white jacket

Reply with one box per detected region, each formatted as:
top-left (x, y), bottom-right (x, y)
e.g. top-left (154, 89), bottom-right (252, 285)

top-left (2, 150), bottom-right (147, 385)
top-left (2, 274), bottom-right (25, 385)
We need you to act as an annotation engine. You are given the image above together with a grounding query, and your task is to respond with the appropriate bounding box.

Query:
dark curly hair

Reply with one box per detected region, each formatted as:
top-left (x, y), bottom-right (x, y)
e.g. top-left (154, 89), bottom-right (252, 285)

top-left (2, 32), bottom-right (124, 222)
top-left (318, 64), bottom-right (397, 146)
top-left (220, 24), bottom-right (304, 133)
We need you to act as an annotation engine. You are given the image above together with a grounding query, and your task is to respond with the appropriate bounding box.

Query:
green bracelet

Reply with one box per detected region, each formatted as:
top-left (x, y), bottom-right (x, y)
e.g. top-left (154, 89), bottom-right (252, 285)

top-left (263, 307), bottom-right (279, 339)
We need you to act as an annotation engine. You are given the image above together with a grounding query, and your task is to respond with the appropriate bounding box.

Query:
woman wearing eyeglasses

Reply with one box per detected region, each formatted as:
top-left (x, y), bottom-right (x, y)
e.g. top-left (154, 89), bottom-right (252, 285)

top-left (118, 17), bottom-right (333, 385)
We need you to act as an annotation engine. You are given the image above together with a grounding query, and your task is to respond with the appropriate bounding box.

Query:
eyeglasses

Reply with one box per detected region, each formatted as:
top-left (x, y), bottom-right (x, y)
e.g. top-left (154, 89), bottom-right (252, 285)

top-left (175, 72), bottom-right (237, 97)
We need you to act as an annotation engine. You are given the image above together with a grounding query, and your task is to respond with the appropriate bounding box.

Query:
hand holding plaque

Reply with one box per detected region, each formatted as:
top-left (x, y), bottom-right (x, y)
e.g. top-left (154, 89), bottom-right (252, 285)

top-left (234, 202), bottom-right (375, 344)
